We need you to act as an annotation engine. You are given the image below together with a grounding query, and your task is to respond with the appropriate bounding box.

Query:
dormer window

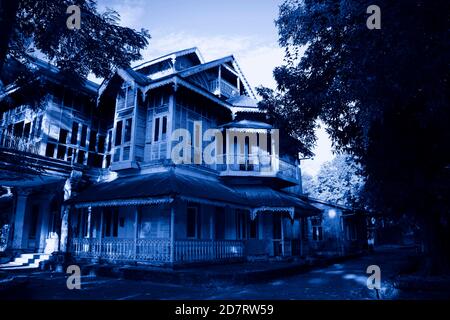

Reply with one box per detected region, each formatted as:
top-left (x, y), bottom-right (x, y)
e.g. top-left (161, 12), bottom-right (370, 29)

top-left (117, 84), bottom-right (135, 111)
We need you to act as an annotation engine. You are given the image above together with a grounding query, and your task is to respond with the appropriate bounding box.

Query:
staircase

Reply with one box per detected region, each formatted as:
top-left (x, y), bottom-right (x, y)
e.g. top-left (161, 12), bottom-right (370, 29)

top-left (0, 253), bottom-right (50, 271)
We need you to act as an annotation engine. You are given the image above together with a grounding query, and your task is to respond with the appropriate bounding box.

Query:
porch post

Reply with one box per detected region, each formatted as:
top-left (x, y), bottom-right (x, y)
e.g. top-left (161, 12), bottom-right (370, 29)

top-left (299, 217), bottom-right (303, 257)
top-left (170, 204), bottom-right (175, 264)
top-left (280, 215), bottom-right (285, 256)
top-left (134, 206), bottom-right (138, 260)
top-left (59, 205), bottom-right (70, 252)
top-left (99, 208), bottom-right (103, 258)
top-left (86, 206), bottom-right (92, 238)
top-left (209, 210), bottom-right (214, 260)
top-left (12, 189), bottom-right (30, 250)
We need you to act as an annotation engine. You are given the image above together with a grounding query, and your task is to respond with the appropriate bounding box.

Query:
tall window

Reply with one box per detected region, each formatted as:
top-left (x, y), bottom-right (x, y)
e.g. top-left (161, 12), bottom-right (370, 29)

top-left (13, 121), bottom-right (24, 137)
top-left (23, 122), bottom-right (31, 139)
top-left (103, 208), bottom-right (119, 238)
top-left (162, 116), bottom-right (167, 139)
top-left (97, 135), bottom-right (106, 153)
top-left (80, 125), bottom-right (87, 147)
top-left (154, 117), bottom-right (160, 142)
top-left (236, 210), bottom-right (248, 240)
top-left (187, 206), bottom-right (198, 238)
top-left (115, 120), bottom-right (123, 146)
top-left (88, 130), bottom-right (97, 152)
top-left (118, 85), bottom-right (135, 111)
top-left (214, 207), bottom-right (225, 240)
top-left (249, 217), bottom-right (258, 239)
top-left (70, 122), bottom-right (79, 144)
top-left (153, 115), bottom-right (168, 142)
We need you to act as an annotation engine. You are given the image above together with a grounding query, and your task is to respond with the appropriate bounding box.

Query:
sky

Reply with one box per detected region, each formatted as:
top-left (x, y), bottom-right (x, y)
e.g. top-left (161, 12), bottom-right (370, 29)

top-left (96, 0), bottom-right (334, 175)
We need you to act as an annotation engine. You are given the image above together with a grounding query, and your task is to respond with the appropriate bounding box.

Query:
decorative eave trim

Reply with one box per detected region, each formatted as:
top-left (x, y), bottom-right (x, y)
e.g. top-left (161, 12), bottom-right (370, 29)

top-left (73, 197), bottom-right (173, 209)
top-left (231, 59), bottom-right (256, 99)
top-left (178, 56), bottom-right (234, 78)
top-left (142, 76), bottom-right (233, 111)
top-left (176, 77), bottom-right (232, 110)
top-left (223, 128), bottom-right (270, 134)
top-left (251, 207), bottom-right (295, 220)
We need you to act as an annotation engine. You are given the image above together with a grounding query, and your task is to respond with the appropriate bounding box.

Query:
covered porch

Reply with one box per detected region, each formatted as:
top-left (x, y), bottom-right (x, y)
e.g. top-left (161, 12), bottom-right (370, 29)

top-left (65, 169), bottom-right (320, 266)
top-left (68, 199), bottom-right (246, 265)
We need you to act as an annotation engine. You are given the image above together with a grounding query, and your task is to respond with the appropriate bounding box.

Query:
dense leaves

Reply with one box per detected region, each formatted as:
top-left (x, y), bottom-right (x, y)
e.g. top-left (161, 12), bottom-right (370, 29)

top-left (264, 0), bottom-right (450, 272)
top-left (1, 0), bottom-right (150, 79)
top-left (302, 154), bottom-right (365, 208)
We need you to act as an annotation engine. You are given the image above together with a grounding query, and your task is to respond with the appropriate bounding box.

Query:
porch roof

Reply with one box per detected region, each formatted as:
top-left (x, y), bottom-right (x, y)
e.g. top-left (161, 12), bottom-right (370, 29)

top-left (66, 170), bottom-right (246, 208)
top-left (234, 186), bottom-right (321, 216)
top-left (66, 170), bottom-right (321, 215)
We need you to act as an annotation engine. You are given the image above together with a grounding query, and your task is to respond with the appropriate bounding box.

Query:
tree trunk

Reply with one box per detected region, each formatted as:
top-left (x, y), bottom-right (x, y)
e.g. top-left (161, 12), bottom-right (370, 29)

top-left (419, 199), bottom-right (450, 275)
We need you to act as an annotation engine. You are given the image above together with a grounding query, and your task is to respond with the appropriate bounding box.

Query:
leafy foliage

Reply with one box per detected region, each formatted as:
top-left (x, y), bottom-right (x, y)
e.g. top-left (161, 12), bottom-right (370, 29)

top-left (2, 0), bottom-right (150, 79)
top-left (264, 0), bottom-right (449, 213)
top-left (265, 0), bottom-right (450, 271)
top-left (302, 154), bottom-right (365, 208)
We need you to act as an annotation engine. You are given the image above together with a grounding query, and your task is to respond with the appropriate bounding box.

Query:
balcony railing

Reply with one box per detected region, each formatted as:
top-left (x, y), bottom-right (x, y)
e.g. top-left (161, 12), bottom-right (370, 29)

top-left (214, 153), bottom-right (299, 183)
top-left (209, 79), bottom-right (239, 98)
top-left (70, 237), bottom-right (245, 264)
top-left (0, 135), bottom-right (41, 155)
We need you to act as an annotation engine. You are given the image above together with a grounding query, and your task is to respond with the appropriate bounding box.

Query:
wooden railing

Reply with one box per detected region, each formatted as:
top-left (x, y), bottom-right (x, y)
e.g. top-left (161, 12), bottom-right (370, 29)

top-left (70, 238), bottom-right (245, 264)
top-left (209, 79), bottom-right (239, 98)
top-left (216, 153), bottom-right (299, 182)
top-left (174, 239), bottom-right (244, 263)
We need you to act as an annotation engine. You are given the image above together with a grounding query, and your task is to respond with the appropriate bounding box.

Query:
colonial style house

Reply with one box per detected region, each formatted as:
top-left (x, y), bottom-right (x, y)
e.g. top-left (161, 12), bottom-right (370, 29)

top-left (0, 48), bottom-right (366, 269)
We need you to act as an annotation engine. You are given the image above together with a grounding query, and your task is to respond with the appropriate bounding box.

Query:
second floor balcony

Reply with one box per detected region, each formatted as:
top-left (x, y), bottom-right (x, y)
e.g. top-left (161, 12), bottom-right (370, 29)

top-left (209, 79), bottom-right (240, 99)
top-left (213, 153), bottom-right (300, 186)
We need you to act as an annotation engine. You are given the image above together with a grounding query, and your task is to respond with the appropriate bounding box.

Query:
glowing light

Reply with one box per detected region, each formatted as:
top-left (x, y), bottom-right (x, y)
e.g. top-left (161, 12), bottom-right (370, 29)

top-left (328, 209), bottom-right (337, 218)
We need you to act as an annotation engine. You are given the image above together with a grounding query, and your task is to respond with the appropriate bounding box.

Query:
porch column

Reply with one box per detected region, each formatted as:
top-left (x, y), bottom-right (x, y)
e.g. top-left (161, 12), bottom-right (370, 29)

top-left (12, 189), bottom-right (30, 250)
top-left (209, 211), bottom-right (214, 240)
top-left (133, 207), bottom-right (138, 259)
top-left (59, 205), bottom-right (70, 252)
top-left (86, 206), bottom-right (92, 238)
top-left (170, 205), bottom-right (175, 263)
top-left (299, 217), bottom-right (303, 257)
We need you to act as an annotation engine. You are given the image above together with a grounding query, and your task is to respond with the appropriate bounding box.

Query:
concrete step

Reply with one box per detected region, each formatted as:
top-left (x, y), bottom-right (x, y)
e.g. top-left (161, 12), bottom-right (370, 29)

top-left (0, 253), bottom-right (50, 270)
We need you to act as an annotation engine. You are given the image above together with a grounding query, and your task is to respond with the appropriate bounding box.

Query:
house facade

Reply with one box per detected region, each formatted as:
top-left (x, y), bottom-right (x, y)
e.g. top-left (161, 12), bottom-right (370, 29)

top-left (0, 48), bottom-right (366, 268)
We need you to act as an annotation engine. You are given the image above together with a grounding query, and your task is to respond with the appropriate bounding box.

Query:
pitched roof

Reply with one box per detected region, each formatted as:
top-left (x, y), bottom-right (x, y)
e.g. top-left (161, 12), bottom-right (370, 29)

top-left (67, 169), bottom-right (244, 206)
top-left (227, 94), bottom-right (258, 108)
top-left (67, 169), bottom-right (320, 215)
top-left (123, 68), bottom-right (151, 86)
top-left (133, 47), bottom-right (204, 72)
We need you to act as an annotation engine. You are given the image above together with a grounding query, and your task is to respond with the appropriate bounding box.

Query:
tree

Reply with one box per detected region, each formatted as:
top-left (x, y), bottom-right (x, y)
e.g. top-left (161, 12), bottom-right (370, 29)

top-left (263, 0), bottom-right (450, 273)
top-left (0, 0), bottom-right (150, 179)
top-left (303, 154), bottom-right (365, 208)
top-left (0, 0), bottom-right (150, 79)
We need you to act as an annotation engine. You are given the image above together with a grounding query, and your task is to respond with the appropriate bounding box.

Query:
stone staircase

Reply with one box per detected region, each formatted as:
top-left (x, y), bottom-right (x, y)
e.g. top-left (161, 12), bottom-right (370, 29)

top-left (0, 253), bottom-right (50, 271)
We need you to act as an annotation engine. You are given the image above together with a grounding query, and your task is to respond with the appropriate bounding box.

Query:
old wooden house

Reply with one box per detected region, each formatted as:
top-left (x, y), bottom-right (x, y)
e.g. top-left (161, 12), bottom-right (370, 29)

top-left (0, 48), bottom-right (366, 269)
